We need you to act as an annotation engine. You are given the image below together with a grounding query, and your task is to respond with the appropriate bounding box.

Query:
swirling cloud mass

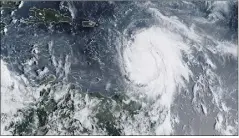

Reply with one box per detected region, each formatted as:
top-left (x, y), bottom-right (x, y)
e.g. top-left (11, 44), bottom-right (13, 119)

top-left (1, 1), bottom-right (238, 135)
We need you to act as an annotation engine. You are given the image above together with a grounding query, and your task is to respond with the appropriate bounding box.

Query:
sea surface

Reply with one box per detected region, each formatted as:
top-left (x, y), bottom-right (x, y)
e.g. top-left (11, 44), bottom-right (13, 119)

top-left (1, 1), bottom-right (238, 135)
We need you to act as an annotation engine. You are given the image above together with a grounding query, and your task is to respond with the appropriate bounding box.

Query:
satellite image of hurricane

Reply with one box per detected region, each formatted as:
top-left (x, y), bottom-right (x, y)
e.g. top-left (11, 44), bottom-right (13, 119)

top-left (0, 1), bottom-right (238, 136)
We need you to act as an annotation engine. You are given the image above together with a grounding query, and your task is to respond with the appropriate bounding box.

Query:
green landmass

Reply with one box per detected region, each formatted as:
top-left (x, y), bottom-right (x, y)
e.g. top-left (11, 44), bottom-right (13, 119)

top-left (0, 1), bottom-right (21, 9)
top-left (0, 22), bottom-right (5, 35)
top-left (26, 7), bottom-right (72, 25)
top-left (0, 22), bottom-right (5, 31)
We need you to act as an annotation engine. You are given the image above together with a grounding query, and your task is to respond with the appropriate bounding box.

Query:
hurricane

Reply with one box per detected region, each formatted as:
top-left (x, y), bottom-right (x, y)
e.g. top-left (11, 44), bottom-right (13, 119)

top-left (1, 1), bottom-right (238, 135)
